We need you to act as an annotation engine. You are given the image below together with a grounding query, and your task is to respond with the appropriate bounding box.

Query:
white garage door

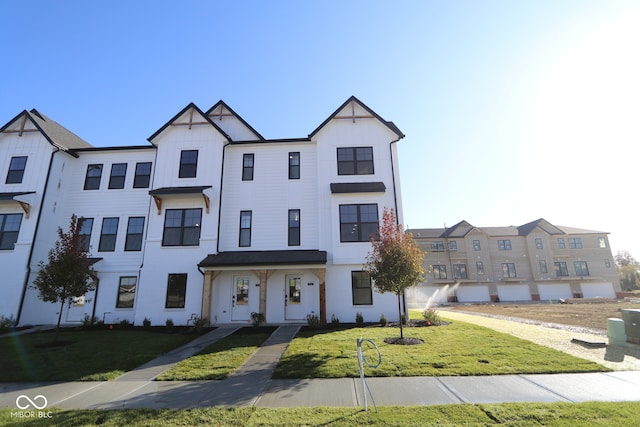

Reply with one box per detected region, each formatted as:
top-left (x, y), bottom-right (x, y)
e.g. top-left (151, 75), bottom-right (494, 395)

top-left (497, 284), bottom-right (531, 302)
top-left (456, 285), bottom-right (490, 302)
top-left (581, 282), bottom-right (616, 299)
top-left (538, 283), bottom-right (572, 300)
top-left (406, 286), bottom-right (449, 308)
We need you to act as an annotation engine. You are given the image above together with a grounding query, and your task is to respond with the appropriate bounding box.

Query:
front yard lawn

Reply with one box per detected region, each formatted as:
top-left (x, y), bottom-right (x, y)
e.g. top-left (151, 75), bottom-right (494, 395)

top-left (0, 329), bottom-right (196, 381)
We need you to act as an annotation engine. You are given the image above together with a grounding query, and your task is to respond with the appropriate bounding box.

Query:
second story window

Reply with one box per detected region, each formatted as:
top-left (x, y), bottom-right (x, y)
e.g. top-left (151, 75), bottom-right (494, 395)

top-left (6, 156), bottom-right (27, 184)
top-left (288, 152), bottom-right (300, 179)
top-left (125, 217), bottom-right (145, 251)
top-left (339, 204), bottom-right (378, 242)
top-left (502, 263), bottom-right (517, 278)
top-left (498, 240), bottom-right (512, 251)
top-left (179, 150), bottom-right (198, 178)
top-left (476, 261), bottom-right (485, 275)
top-left (288, 209), bottom-right (300, 246)
top-left (0, 213), bottom-right (23, 250)
top-left (162, 208), bottom-right (201, 246)
top-left (84, 164), bottom-right (103, 190)
top-left (554, 261), bottom-right (569, 277)
top-left (539, 260), bottom-right (548, 274)
top-left (133, 162), bottom-right (152, 188)
top-left (453, 264), bottom-right (467, 279)
top-left (98, 217), bottom-right (119, 252)
top-left (108, 163), bottom-right (127, 189)
top-left (433, 265), bottom-right (447, 279)
top-left (337, 147), bottom-right (374, 175)
top-left (242, 154), bottom-right (254, 181)
top-left (574, 261), bottom-right (589, 276)
top-left (239, 210), bottom-right (252, 247)
top-left (77, 217), bottom-right (94, 251)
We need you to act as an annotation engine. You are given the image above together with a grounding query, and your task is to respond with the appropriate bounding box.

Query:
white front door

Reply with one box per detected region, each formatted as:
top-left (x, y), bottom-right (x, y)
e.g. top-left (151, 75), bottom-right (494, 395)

top-left (231, 276), bottom-right (252, 321)
top-left (285, 275), bottom-right (305, 320)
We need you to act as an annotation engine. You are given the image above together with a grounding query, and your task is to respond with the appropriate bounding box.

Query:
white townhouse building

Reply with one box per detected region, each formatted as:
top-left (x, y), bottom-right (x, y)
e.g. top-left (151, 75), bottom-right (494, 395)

top-left (0, 96), bottom-right (405, 326)
top-left (407, 219), bottom-right (622, 307)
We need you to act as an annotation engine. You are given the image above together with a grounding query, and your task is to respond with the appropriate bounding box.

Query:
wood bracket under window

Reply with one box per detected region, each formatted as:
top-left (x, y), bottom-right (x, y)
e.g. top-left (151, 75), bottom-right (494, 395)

top-left (202, 193), bottom-right (210, 214)
top-left (17, 200), bottom-right (31, 219)
top-left (152, 195), bottom-right (162, 215)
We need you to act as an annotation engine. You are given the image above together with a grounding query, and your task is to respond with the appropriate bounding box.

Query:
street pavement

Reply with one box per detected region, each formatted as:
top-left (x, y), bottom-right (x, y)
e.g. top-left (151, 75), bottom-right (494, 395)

top-left (2, 325), bottom-right (640, 410)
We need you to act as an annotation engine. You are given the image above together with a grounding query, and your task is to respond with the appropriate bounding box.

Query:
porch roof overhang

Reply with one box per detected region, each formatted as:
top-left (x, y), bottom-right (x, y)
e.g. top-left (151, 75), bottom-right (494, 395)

top-left (330, 182), bottom-right (386, 194)
top-left (0, 191), bottom-right (36, 218)
top-left (199, 250), bottom-right (328, 269)
top-left (149, 186), bottom-right (212, 214)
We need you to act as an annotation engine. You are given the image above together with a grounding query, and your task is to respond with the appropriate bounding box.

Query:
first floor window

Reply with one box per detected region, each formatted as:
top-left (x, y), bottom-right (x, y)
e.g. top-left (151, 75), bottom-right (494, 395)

top-left (352, 271), bottom-right (373, 305)
top-left (433, 264), bottom-right (447, 279)
top-left (339, 204), bottom-right (378, 242)
top-left (476, 261), bottom-right (485, 275)
top-left (554, 261), bottom-right (569, 277)
top-left (166, 274), bottom-right (187, 308)
top-left (539, 260), bottom-right (548, 274)
top-left (502, 263), bottom-right (517, 278)
top-left (84, 164), bottom-right (103, 190)
top-left (574, 261), bottom-right (589, 276)
top-left (116, 276), bottom-right (136, 308)
top-left (0, 213), bottom-right (22, 250)
top-left (98, 217), bottom-right (119, 252)
top-left (77, 217), bottom-right (94, 251)
top-left (6, 156), bottom-right (27, 184)
top-left (239, 210), bottom-right (252, 247)
top-left (162, 208), bottom-right (201, 246)
top-left (288, 209), bottom-right (300, 246)
top-left (125, 217), bottom-right (145, 251)
top-left (453, 264), bottom-right (467, 279)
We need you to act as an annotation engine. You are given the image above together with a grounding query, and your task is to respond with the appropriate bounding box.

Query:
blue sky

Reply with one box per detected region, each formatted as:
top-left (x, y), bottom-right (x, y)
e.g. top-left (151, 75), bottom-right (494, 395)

top-left (2, 1), bottom-right (639, 258)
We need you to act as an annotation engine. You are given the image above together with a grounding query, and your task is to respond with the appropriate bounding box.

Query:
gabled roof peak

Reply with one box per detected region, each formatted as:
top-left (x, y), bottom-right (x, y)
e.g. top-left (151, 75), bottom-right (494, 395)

top-left (206, 100), bottom-right (264, 140)
top-left (147, 102), bottom-right (231, 143)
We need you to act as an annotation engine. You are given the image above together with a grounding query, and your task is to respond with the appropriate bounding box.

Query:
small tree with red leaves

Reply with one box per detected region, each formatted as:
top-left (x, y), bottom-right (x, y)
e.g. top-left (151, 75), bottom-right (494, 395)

top-left (364, 208), bottom-right (423, 339)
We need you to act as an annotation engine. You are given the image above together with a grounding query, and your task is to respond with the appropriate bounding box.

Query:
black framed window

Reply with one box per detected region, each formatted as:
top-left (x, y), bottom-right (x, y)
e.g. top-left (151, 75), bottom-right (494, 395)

top-left (98, 217), bottom-right (119, 252)
top-left (133, 162), bottom-right (152, 188)
top-left (179, 150), bottom-right (198, 178)
top-left (288, 209), bottom-right (300, 246)
top-left (574, 261), bottom-right (589, 276)
top-left (125, 217), bottom-right (145, 251)
top-left (166, 274), bottom-right (187, 308)
top-left (239, 210), bottom-right (252, 247)
top-left (108, 163), bottom-right (127, 189)
top-left (162, 209), bottom-right (201, 246)
top-left (498, 240), bottom-right (512, 250)
top-left (84, 164), bottom-right (103, 190)
top-left (288, 152), bottom-right (300, 179)
top-left (242, 153), bottom-right (254, 181)
top-left (554, 261), bottom-right (569, 277)
top-left (453, 264), bottom-right (467, 279)
top-left (433, 265), bottom-right (447, 279)
top-left (502, 263), bottom-right (517, 278)
top-left (77, 217), bottom-right (94, 251)
top-left (337, 147), bottom-right (374, 175)
top-left (351, 271), bottom-right (373, 305)
top-left (6, 156), bottom-right (27, 184)
top-left (339, 204), bottom-right (378, 242)
top-left (0, 213), bottom-right (22, 250)
top-left (116, 276), bottom-right (136, 309)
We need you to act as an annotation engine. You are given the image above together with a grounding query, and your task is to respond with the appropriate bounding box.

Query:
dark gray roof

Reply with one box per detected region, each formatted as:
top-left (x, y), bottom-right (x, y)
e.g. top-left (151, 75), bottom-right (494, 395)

top-left (0, 191), bottom-right (36, 200)
top-left (330, 182), bottom-right (386, 194)
top-left (199, 250), bottom-right (327, 268)
top-left (149, 186), bottom-right (212, 196)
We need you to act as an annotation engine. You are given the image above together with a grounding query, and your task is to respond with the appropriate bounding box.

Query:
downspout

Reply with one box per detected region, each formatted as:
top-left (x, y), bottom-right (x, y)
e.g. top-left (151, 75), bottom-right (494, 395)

top-left (389, 138), bottom-right (408, 317)
top-left (216, 141), bottom-right (231, 253)
top-left (16, 148), bottom-right (59, 325)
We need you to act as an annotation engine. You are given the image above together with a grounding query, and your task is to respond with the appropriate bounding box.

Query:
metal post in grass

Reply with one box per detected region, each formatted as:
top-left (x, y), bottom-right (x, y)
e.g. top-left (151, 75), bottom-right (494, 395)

top-left (357, 338), bottom-right (382, 412)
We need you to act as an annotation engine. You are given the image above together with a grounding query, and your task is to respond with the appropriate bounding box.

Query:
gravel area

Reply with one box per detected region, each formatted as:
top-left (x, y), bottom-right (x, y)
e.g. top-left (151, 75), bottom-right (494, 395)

top-left (439, 309), bottom-right (640, 371)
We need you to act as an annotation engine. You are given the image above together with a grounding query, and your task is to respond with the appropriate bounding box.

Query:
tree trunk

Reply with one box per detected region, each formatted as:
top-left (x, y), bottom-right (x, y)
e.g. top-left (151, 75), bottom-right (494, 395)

top-left (397, 293), bottom-right (403, 339)
top-left (55, 300), bottom-right (65, 342)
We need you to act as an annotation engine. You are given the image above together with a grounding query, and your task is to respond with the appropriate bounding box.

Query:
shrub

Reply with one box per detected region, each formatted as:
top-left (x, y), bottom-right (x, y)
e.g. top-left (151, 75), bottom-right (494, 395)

top-left (355, 312), bottom-right (364, 326)
top-left (379, 313), bottom-right (388, 327)
top-left (165, 318), bottom-right (174, 333)
top-left (193, 316), bottom-right (208, 333)
top-left (142, 317), bottom-right (152, 329)
top-left (306, 313), bottom-right (320, 328)
top-left (82, 315), bottom-right (98, 329)
top-left (0, 315), bottom-right (16, 333)
top-left (422, 308), bottom-right (441, 326)
top-left (119, 319), bottom-right (132, 327)
top-left (250, 312), bottom-right (265, 328)
top-left (330, 314), bottom-right (340, 328)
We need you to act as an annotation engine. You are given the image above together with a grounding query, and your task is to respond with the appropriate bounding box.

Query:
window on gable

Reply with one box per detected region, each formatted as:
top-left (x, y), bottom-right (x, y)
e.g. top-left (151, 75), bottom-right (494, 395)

top-left (473, 240), bottom-right (481, 251)
top-left (125, 217), bottom-right (145, 251)
top-left (84, 164), bottom-right (103, 190)
top-left (337, 147), bottom-right (374, 175)
top-left (289, 152), bottom-right (300, 179)
top-left (133, 162), bottom-right (152, 188)
top-left (535, 238), bottom-right (543, 249)
top-left (98, 217), bottom-right (119, 252)
top-left (351, 271), bottom-right (373, 305)
top-left (116, 276), bottom-right (136, 309)
top-left (242, 154), bottom-right (254, 181)
top-left (162, 209), bottom-right (201, 246)
top-left (108, 163), bottom-right (127, 189)
top-left (179, 150), bottom-right (198, 178)
top-left (0, 213), bottom-right (23, 250)
top-left (288, 209), bottom-right (300, 246)
top-left (239, 210), bottom-right (252, 247)
top-left (166, 273), bottom-right (187, 308)
top-left (77, 217), bottom-right (94, 251)
top-left (6, 156), bottom-right (27, 184)
top-left (339, 204), bottom-right (378, 242)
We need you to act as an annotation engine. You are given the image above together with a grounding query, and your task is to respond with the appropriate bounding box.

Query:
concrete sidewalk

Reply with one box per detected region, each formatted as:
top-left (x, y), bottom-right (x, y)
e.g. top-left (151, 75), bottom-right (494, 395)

top-left (2, 325), bottom-right (640, 410)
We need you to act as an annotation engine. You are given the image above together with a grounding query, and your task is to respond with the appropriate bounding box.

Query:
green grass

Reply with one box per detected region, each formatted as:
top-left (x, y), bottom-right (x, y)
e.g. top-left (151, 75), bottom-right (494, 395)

top-left (273, 318), bottom-right (608, 378)
top-left (157, 329), bottom-right (272, 380)
top-left (0, 329), bottom-right (195, 381)
top-left (2, 402), bottom-right (639, 426)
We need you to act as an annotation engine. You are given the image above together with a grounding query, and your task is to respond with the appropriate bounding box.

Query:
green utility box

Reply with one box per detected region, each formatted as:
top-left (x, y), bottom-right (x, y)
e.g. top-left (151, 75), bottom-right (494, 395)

top-left (621, 309), bottom-right (640, 345)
